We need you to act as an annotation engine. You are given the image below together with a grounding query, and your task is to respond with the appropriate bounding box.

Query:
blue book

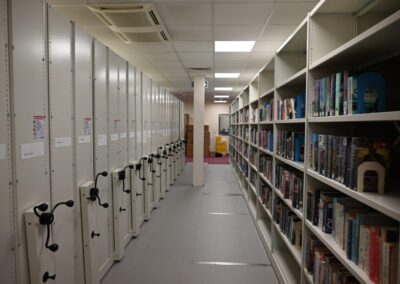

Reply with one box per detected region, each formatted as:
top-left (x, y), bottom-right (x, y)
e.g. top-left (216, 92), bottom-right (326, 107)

top-left (356, 72), bottom-right (384, 113)
top-left (296, 93), bottom-right (305, 118)
top-left (294, 133), bottom-right (305, 162)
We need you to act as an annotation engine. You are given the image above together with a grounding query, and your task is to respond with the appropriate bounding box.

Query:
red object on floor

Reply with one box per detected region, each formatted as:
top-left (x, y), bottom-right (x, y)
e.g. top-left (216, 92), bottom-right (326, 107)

top-left (185, 156), bottom-right (229, 165)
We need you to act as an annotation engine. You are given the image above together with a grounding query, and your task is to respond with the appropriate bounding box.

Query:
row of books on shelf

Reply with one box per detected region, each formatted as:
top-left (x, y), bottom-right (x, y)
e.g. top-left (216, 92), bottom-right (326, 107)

top-left (306, 189), bottom-right (398, 284)
top-left (250, 169), bottom-right (257, 189)
top-left (250, 127), bottom-right (258, 144)
top-left (260, 155), bottom-right (273, 181)
top-left (275, 164), bottom-right (303, 210)
top-left (274, 199), bottom-right (303, 248)
top-left (259, 129), bottom-right (273, 152)
top-left (260, 181), bottom-right (272, 212)
top-left (306, 234), bottom-right (360, 284)
top-left (239, 159), bottom-right (248, 177)
top-left (277, 93), bottom-right (305, 120)
top-left (276, 131), bottom-right (305, 162)
top-left (259, 99), bottom-right (274, 122)
top-left (250, 106), bottom-right (258, 123)
top-left (310, 134), bottom-right (392, 194)
top-left (249, 148), bottom-right (257, 166)
top-left (311, 71), bottom-right (385, 117)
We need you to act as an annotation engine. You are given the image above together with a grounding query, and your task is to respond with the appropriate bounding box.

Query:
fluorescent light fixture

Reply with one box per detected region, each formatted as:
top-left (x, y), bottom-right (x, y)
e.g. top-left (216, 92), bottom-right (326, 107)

top-left (214, 100), bottom-right (227, 103)
top-left (215, 41), bottom-right (255, 52)
top-left (214, 95), bottom-right (229, 98)
top-left (215, 73), bottom-right (240, 78)
top-left (215, 87), bottom-right (233, 91)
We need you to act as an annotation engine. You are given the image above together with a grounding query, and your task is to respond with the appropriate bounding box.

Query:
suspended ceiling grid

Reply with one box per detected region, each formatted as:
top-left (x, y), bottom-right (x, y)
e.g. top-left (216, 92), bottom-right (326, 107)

top-left (49, 0), bottom-right (318, 103)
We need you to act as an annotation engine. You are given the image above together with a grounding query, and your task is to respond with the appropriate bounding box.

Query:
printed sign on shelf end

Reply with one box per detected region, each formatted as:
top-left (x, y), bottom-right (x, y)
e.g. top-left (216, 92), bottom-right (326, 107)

top-left (98, 134), bottom-right (107, 146)
top-left (33, 115), bottom-right (45, 140)
top-left (55, 137), bottom-right (72, 148)
top-left (21, 142), bottom-right (45, 160)
top-left (78, 135), bottom-right (91, 144)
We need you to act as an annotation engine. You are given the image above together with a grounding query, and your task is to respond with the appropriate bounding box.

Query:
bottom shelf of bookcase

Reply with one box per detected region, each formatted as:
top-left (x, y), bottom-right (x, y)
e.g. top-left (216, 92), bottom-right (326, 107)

top-left (257, 219), bottom-right (272, 250)
top-left (305, 220), bottom-right (373, 284)
top-left (273, 222), bottom-right (302, 265)
top-left (273, 246), bottom-right (302, 284)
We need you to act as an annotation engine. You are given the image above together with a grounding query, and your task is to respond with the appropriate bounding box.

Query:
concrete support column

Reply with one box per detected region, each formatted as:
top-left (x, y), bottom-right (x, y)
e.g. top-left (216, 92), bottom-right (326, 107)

top-left (193, 75), bottom-right (205, 187)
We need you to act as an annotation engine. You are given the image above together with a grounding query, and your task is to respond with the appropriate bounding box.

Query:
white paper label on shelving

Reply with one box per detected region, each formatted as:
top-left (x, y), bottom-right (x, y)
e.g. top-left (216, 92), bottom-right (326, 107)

top-left (78, 135), bottom-right (91, 144)
top-left (98, 134), bottom-right (107, 146)
top-left (111, 133), bottom-right (119, 141)
top-left (129, 132), bottom-right (135, 138)
top-left (55, 137), bottom-right (71, 148)
top-left (120, 132), bottom-right (127, 139)
top-left (0, 144), bottom-right (6, 160)
top-left (21, 142), bottom-right (44, 160)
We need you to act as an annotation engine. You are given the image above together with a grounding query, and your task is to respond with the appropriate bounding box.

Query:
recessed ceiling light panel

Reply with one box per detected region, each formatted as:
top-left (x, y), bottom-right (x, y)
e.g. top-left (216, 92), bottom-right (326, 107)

top-left (215, 73), bottom-right (240, 78)
top-left (215, 41), bottom-right (255, 52)
top-left (215, 87), bottom-right (233, 91)
top-left (214, 100), bottom-right (227, 103)
top-left (214, 95), bottom-right (229, 98)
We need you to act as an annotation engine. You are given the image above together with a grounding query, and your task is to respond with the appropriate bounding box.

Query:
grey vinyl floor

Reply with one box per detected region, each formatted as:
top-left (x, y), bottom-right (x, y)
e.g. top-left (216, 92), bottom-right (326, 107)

top-left (102, 163), bottom-right (278, 284)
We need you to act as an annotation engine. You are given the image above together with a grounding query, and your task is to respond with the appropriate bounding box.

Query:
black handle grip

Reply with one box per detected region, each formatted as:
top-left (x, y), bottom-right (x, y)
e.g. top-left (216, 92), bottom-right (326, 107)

top-left (119, 207), bottom-right (126, 212)
top-left (136, 193), bottom-right (142, 197)
top-left (43, 272), bottom-right (56, 282)
top-left (91, 231), bottom-right (100, 239)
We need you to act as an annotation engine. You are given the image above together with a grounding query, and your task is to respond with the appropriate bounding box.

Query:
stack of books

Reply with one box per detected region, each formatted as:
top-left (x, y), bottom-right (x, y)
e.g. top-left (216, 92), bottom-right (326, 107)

top-left (260, 155), bottom-right (273, 181)
top-left (259, 129), bottom-right (273, 151)
top-left (306, 190), bottom-right (399, 284)
top-left (260, 181), bottom-right (273, 211)
top-left (306, 234), bottom-right (360, 284)
top-left (274, 198), bottom-right (302, 247)
top-left (311, 71), bottom-right (385, 117)
top-left (310, 134), bottom-right (391, 193)
top-left (259, 99), bottom-right (274, 122)
top-left (277, 93), bottom-right (305, 120)
top-left (275, 164), bottom-right (303, 210)
top-left (277, 131), bottom-right (305, 162)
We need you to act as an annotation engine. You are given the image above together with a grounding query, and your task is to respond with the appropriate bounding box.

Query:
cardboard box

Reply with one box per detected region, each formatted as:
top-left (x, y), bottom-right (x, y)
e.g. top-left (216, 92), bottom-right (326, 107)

top-left (185, 125), bottom-right (209, 131)
top-left (204, 131), bottom-right (210, 142)
top-left (184, 114), bottom-right (189, 126)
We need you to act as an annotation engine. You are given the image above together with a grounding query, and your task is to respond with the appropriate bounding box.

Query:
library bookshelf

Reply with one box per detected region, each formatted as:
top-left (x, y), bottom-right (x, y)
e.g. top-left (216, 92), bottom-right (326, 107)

top-left (229, 1), bottom-right (400, 283)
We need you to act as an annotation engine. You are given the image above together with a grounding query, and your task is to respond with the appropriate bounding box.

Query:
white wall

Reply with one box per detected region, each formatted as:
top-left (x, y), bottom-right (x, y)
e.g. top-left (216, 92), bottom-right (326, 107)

top-left (184, 102), bottom-right (230, 152)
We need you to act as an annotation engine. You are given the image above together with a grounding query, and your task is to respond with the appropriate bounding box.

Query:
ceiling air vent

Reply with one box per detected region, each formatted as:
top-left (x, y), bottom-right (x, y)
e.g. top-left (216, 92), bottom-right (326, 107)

top-left (88, 4), bottom-right (169, 43)
top-left (186, 67), bottom-right (213, 76)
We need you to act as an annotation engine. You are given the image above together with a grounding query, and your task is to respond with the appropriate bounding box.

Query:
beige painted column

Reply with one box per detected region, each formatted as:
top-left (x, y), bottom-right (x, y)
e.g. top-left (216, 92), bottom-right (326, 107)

top-left (193, 75), bottom-right (205, 187)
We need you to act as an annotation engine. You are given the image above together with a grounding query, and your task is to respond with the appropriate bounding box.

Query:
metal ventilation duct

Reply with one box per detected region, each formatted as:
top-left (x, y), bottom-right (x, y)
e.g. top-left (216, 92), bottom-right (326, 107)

top-left (88, 4), bottom-right (169, 43)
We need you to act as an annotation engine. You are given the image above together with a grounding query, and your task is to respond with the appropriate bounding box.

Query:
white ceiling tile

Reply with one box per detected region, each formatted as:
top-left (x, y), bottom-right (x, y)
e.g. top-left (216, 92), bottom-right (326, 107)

top-left (248, 52), bottom-right (275, 61)
top-left (214, 67), bottom-right (243, 73)
top-left (173, 41), bottom-right (213, 52)
top-left (159, 68), bottom-right (187, 76)
top-left (132, 42), bottom-right (174, 53)
top-left (168, 26), bottom-right (212, 41)
top-left (178, 52), bottom-right (213, 61)
top-left (214, 53), bottom-right (249, 61)
top-left (214, 61), bottom-right (246, 69)
top-left (157, 4), bottom-right (212, 26)
top-left (153, 60), bottom-right (183, 68)
top-left (214, 26), bottom-right (263, 40)
top-left (143, 53), bottom-right (179, 61)
top-left (261, 25), bottom-right (297, 41)
top-left (269, 2), bottom-right (316, 25)
top-left (181, 60), bottom-right (213, 68)
top-left (253, 41), bottom-right (284, 52)
top-left (214, 3), bottom-right (274, 26)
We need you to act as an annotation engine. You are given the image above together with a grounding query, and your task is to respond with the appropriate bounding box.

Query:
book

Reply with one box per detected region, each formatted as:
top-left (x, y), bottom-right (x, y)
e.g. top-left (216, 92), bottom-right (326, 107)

top-left (356, 72), bottom-right (385, 114)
